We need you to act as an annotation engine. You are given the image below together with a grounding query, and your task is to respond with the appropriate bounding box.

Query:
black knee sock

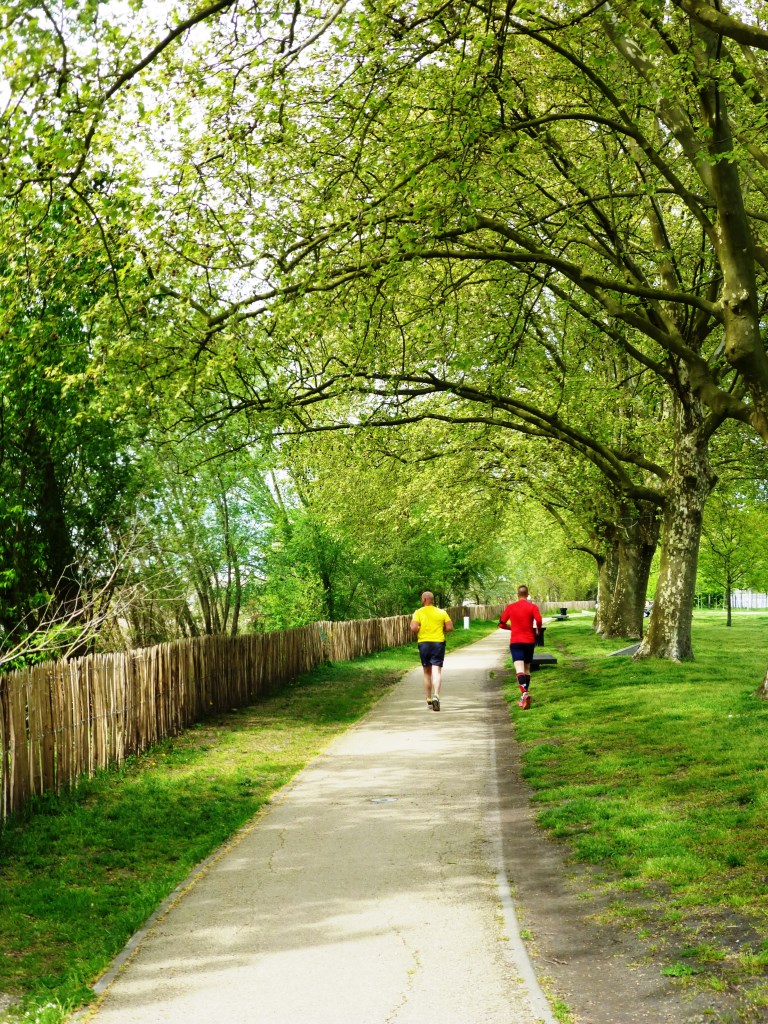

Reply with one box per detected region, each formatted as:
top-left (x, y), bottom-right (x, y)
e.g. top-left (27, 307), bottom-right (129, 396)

top-left (517, 673), bottom-right (527, 693)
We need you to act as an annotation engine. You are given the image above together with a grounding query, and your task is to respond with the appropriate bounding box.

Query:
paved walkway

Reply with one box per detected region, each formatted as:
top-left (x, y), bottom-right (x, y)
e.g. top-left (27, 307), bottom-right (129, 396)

top-left (83, 630), bottom-right (557, 1024)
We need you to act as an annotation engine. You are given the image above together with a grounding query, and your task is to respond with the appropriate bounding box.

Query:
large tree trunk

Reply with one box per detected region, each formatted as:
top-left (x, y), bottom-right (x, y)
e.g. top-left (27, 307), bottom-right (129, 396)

top-left (593, 534), bottom-right (618, 635)
top-left (635, 434), bottom-right (716, 660)
top-left (597, 502), bottom-right (659, 640)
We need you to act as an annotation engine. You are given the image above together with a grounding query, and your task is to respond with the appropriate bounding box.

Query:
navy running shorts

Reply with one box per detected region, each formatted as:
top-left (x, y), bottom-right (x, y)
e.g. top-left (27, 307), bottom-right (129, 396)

top-left (418, 641), bottom-right (446, 667)
top-left (510, 643), bottom-right (535, 664)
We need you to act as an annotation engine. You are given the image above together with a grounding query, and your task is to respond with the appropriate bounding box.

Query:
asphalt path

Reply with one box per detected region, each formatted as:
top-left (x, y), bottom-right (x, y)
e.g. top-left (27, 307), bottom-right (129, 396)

top-left (82, 629), bottom-right (558, 1024)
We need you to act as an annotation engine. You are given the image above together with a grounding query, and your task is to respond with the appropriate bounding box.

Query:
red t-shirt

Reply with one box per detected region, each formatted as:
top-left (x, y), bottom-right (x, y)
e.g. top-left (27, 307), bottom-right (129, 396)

top-left (499, 600), bottom-right (542, 644)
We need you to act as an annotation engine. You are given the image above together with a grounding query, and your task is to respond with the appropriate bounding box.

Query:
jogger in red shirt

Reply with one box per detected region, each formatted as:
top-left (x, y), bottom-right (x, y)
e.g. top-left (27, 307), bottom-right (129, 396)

top-left (498, 585), bottom-right (543, 710)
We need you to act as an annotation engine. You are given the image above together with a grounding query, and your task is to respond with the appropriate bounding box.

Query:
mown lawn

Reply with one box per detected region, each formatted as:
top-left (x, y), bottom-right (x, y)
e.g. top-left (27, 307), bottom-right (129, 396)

top-left (507, 610), bottom-right (768, 1020)
top-left (0, 620), bottom-right (497, 1024)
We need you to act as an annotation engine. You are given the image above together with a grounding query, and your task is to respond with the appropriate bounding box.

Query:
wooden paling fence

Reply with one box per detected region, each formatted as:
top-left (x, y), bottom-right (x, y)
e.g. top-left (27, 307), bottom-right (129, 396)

top-left (0, 604), bottom-right (505, 823)
top-left (0, 625), bottom-right (323, 824)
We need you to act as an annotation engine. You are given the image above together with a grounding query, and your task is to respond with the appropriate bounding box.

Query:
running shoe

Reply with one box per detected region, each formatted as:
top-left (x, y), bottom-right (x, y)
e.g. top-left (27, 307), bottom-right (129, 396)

top-left (432, 695), bottom-right (440, 712)
top-left (520, 692), bottom-right (531, 710)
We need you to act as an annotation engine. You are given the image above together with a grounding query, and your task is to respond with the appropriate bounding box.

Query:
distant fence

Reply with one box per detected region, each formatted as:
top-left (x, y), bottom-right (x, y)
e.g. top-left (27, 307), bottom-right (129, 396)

top-left (0, 604), bottom-right (504, 823)
top-left (731, 591), bottom-right (768, 609)
top-left (540, 601), bottom-right (595, 612)
top-left (319, 603), bottom-right (504, 661)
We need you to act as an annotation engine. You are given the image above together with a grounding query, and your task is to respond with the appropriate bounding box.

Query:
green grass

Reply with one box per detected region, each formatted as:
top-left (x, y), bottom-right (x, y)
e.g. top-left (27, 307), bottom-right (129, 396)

top-left (10, 612), bottom-right (768, 1022)
top-left (0, 620), bottom-right (497, 1024)
top-left (507, 610), bottom-right (768, 1018)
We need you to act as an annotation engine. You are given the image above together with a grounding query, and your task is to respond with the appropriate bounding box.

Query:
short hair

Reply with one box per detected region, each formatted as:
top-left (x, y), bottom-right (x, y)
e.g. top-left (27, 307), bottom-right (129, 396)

top-left (517, 585), bottom-right (529, 598)
top-left (421, 591), bottom-right (434, 603)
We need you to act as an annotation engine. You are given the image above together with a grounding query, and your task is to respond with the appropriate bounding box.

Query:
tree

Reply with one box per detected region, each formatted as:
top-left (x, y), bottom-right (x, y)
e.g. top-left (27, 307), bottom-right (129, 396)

top-left (477, 427), bottom-right (659, 638)
top-left (119, 0), bottom-right (757, 659)
top-left (697, 444), bottom-right (768, 624)
top-left (699, 496), bottom-right (763, 625)
top-left (254, 425), bottom-right (519, 628)
top-left (105, 432), bottom-right (282, 646)
top-left (0, 206), bottom-right (143, 660)
top-left (12, 0), bottom-right (768, 666)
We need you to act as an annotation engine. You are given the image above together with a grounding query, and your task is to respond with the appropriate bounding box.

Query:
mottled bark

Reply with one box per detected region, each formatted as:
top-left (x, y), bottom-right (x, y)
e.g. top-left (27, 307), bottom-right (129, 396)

top-left (692, 13), bottom-right (768, 440)
top-left (593, 537), bottom-right (619, 635)
top-left (597, 503), bottom-right (659, 640)
top-left (635, 435), bottom-right (716, 660)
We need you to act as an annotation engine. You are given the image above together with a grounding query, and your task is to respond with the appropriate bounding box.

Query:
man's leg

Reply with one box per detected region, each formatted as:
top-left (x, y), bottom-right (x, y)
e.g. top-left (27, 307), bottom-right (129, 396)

top-left (423, 665), bottom-right (433, 704)
top-left (522, 661), bottom-right (533, 705)
top-left (511, 649), bottom-right (533, 708)
top-left (513, 658), bottom-right (527, 698)
top-left (430, 643), bottom-right (447, 709)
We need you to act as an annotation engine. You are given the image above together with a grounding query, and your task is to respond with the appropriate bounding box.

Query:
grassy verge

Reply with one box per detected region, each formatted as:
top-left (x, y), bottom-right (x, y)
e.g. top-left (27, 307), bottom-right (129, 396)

top-left (507, 611), bottom-right (768, 1020)
top-left (0, 619), bottom-right (498, 1024)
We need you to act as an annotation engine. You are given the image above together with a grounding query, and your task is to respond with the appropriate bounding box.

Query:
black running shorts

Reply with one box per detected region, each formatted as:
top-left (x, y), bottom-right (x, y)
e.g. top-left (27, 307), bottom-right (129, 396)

top-left (510, 643), bottom-right (535, 664)
top-left (418, 641), bottom-right (446, 667)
